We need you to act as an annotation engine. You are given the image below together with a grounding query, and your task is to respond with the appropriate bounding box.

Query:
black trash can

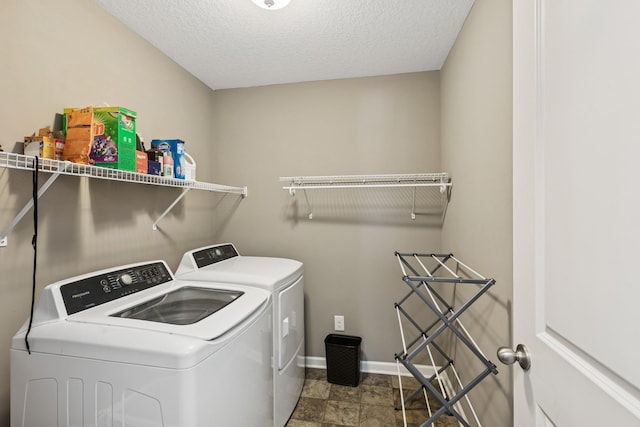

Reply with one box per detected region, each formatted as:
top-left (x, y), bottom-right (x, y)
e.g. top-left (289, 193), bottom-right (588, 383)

top-left (324, 334), bottom-right (362, 387)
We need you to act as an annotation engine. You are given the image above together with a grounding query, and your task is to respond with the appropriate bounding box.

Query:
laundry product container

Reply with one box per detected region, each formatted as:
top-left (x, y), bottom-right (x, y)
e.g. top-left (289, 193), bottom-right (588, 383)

top-left (324, 334), bottom-right (362, 387)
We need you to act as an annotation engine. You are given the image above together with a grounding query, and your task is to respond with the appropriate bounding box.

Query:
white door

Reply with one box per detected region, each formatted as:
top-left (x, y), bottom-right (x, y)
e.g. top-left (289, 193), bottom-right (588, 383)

top-left (512, 1), bottom-right (640, 426)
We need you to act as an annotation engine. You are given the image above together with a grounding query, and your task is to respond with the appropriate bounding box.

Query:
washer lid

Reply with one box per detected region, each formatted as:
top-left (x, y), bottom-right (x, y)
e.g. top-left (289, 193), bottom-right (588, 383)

top-left (112, 286), bottom-right (244, 325)
top-left (176, 245), bottom-right (303, 291)
top-left (67, 281), bottom-right (270, 341)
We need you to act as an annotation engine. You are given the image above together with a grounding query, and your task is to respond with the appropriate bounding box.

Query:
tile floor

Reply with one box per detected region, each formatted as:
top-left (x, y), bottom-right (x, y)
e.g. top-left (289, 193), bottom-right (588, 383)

top-left (285, 368), bottom-right (460, 427)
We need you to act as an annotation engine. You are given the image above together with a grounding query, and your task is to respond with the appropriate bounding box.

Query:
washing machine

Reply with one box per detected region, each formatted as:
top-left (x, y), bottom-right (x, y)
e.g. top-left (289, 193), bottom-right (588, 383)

top-left (175, 243), bottom-right (304, 427)
top-left (11, 260), bottom-right (273, 427)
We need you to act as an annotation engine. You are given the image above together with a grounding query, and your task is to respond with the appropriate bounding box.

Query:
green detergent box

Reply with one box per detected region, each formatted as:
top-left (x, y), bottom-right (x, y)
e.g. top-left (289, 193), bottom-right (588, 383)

top-left (64, 106), bottom-right (137, 171)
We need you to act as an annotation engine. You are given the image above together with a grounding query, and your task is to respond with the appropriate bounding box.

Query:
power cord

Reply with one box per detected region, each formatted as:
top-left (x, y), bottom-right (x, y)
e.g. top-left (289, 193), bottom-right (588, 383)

top-left (25, 156), bottom-right (39, 354)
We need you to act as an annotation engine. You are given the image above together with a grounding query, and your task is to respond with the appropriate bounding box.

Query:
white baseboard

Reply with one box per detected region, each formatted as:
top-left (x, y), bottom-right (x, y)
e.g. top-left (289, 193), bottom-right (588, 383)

top-left (304, 356), bottom-right (437, 378)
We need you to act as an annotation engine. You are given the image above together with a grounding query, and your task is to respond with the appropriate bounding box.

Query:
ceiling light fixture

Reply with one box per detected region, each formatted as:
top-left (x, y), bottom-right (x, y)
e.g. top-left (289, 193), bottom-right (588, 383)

top-left (251, 0), bottom-right (291, 10)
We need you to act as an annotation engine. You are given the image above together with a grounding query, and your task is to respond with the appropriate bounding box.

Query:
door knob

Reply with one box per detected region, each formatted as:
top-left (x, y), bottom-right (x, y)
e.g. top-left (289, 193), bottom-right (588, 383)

top-left (497, 344), bottom-right (531, 371)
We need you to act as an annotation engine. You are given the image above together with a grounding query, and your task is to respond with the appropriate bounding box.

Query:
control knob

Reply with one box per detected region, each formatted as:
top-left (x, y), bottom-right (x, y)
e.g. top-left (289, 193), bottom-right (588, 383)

top-left (119, 273), bottom-right (133, 286)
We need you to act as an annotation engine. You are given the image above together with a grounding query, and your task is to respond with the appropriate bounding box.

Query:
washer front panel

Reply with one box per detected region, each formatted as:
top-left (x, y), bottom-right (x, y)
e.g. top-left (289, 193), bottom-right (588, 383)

top-left (61, 262), bottom-right (172, 315)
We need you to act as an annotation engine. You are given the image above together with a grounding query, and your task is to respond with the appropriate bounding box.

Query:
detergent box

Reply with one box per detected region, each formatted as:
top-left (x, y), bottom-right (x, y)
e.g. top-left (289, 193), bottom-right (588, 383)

top-left (63, 106), bottom-right (137, 171)
top-left (151, 139), bottom-right (185, 179)
top-left (135, 150), bottom-right (148, 174)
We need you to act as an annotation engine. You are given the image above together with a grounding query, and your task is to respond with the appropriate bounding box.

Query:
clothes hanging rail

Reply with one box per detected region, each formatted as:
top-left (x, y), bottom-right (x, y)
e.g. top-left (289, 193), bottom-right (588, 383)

top-left (281, 173), bottom-right (450, 192)
top-left (280, 173), bottom-right (451, 220)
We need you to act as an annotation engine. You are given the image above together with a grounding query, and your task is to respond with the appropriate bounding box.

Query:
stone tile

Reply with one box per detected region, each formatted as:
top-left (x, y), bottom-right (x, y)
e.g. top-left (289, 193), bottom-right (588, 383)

top-left (393, 378), bottom-right (450, 410)
top-left (306, 367), bottom-right (327, 381)
top-left (290, 397), bottom-right (327, 423)
top-left (291, 369), bottom-right (461, 427)
top-left (395, 406), bottom-right (460, 427)
top-left (286, 420), bottom-right (324, 427)
top-left (302, 379), bottom-right (332, 399)
top-left (394, 387), bottom-right (445, 410)
top-left (329, 384), bottom-right (361, 403)
top-left (358, 404), bottom-right (396, 427)
top-left (323, 400), bottom-right (360, 427)
top-left (360, 373), bottom-right (392, 388)
top-left (360, 385), bottom-right (394, 406)
top-left (394, 389), bottom-right (418, 411)
top-left (394, 407), bottom-right (431, 426)
top-left (391, 375), bottom-right (422, 390)
top-left (434, 414), bottom-right (462, 427)
top-left (395, 420), bottom-right (424, 427)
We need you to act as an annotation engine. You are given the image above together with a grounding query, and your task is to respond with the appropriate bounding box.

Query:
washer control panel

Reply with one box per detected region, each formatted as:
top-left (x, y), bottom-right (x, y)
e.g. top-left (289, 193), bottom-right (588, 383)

top-left (60, 262), bottom-right (172, 315)
top-left (192, 244), bottom-right (239, 269)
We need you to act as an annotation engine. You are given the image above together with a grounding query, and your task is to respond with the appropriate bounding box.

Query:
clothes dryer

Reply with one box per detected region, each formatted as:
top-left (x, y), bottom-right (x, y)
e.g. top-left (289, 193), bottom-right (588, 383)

top-left (11, 260), bottom-right (273, 427)
top-left (176, 243), bottom-right (304, 427)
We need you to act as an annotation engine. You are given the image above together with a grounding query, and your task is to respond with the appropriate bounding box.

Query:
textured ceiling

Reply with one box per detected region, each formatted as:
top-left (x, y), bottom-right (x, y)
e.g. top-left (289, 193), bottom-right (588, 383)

top-left (93, 0), bottom-right (474, 90)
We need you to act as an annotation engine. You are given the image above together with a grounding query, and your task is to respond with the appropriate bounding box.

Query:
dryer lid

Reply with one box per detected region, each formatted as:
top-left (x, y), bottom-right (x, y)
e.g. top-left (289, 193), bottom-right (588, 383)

top-left (176, 244), bottom-right (303, 291)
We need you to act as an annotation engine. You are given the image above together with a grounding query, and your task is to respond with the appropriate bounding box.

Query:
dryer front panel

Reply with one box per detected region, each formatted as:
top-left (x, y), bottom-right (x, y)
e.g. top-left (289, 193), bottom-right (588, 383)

top-left (277, 275), bottom-right (304, 370)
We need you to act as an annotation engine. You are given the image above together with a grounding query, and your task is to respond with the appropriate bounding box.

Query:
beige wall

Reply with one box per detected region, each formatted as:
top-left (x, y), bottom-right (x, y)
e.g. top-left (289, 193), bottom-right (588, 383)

top-left (441, 0), bottom-right (513, 425)
top-left (0, 0), bottom-right (221, 422)
top-left (211, 73), bottom-right (443, 362)
top-left (1, 1), bottom-right (513, 425)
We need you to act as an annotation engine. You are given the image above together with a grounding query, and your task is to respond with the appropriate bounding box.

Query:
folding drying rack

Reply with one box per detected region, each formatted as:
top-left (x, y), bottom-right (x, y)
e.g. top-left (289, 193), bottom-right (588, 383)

top-left (393, 252), bottom-right (498, 427)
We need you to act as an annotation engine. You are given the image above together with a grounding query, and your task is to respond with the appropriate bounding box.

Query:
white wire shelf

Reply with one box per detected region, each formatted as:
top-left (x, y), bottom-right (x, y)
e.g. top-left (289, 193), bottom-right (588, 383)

top-left (0, 152), bottom-right (247, 245)
top-left (0, 152), bottom-right (246, 195)
top-left (279, 173), bottom-right (451, 221)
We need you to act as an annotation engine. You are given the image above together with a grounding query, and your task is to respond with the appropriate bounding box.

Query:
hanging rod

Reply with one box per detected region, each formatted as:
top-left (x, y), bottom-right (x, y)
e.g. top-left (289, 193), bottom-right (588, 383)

top-left (280, 173), bottom-right (450, 194)
top-left (280, 173), bottom-right (451, 220)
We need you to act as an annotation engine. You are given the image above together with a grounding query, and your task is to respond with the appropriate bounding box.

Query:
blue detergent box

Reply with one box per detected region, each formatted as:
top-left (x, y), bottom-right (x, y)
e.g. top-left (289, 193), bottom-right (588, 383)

top-left (151, 139), bottom-right (186, 179)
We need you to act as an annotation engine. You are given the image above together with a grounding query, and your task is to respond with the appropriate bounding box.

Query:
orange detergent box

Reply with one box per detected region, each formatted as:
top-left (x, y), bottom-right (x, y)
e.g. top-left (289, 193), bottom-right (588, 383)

top-left (136, 150), bottom-right (148, 174)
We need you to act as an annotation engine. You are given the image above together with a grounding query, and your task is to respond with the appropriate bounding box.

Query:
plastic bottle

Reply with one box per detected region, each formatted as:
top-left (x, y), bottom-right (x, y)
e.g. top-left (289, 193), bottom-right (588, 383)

top-left (163, 152), bottom-right (174, 178)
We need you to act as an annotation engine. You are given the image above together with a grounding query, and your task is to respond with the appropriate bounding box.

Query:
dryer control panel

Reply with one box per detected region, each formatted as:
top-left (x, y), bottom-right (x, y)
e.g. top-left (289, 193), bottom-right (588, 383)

top-left (60, 262), bottom-right (172, 315)
top-left (192, 244), bottom-right (239, 269)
